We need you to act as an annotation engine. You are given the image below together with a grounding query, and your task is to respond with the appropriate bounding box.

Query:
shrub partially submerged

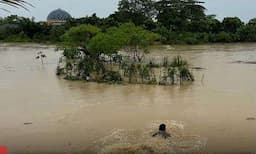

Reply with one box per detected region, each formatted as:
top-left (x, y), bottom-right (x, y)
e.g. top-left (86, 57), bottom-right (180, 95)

top-left (63, 48), bottom-right (81, 59)
top-left (103, 71), bottom-right (122, 83)
top-left (57, 24), bottom-right (194, 85)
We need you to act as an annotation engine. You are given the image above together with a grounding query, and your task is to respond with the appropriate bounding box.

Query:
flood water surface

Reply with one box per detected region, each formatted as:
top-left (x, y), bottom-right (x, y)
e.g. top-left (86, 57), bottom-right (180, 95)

top-left (0, 43), bottom-right (256, 153)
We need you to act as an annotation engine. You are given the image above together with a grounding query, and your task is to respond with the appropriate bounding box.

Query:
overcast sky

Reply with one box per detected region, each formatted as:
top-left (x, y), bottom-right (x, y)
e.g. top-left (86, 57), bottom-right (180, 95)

top-left (0, 0), bottom-right (255, 22)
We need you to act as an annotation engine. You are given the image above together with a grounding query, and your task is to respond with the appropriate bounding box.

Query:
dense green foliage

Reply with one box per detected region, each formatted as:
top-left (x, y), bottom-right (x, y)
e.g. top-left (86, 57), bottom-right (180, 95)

top-left (1, 0), bottom-right (256, 44)
top-left (87, 23), bottom-right (159, 57)
top-left (63, 48), bottom-right (81, 59)
top-left (88, 32), bottom-right (121, 55)
top-left (62, 24), bottom-right (100, 47)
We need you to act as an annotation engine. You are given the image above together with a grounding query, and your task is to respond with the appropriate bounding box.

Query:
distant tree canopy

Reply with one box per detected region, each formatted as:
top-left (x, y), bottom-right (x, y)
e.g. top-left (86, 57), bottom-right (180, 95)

top-left (248, 18), bottom-right (256, 26)
top-left (155, 0), bottom-right (206, 31)
top-left (222, 17), bottom-right (244, 33)
top-left (1, 0), bottom-right (256, 44)
top-left (113, 0), bottom-right (156, 25)
top-left (0, 15), bottom-right (50, 42)
top-left (109, 0), bottom-right (206, 31)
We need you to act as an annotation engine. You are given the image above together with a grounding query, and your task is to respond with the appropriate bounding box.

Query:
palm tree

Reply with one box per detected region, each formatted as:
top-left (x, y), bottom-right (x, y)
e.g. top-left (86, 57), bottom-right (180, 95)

top-left (0, 0), bottom-right (32, 10)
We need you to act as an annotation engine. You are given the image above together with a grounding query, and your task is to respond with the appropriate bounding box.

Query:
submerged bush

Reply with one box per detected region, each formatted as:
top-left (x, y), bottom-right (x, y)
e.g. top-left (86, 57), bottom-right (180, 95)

top-left (63, 48), bottom-right (81, 59)
top-left (103, 71), bottom-right (122, 83)
top-left (170, 56), bottom-right (188, 68)
top-left (137, 64), bottom-right (151, 82)
top-left (78, 57), bottom-right (96, 78)
top-left (58, 23), bottom-right (195, 85)
top-left (162, 57), bottom-right (169, 67)
top-left (160, 56), bottom-right (194, 85)
top-left (179, 66), bottom-right (194, 82)
top-left (171, 56), bottom-right (194, 83)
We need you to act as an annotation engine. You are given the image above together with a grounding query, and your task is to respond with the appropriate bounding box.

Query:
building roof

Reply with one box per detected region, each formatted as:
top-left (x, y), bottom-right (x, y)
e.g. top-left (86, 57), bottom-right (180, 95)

top-left (47, 9), bottom-right (71, 21)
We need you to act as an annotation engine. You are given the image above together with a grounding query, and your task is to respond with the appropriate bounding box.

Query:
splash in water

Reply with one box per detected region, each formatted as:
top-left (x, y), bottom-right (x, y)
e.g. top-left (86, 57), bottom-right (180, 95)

top-left (95, 120), bottom-right (207, 154)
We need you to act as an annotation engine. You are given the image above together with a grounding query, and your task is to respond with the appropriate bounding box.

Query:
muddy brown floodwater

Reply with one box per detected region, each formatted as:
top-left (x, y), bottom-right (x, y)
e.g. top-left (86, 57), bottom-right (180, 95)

top-left (0, 43), bottom-right (256, 154)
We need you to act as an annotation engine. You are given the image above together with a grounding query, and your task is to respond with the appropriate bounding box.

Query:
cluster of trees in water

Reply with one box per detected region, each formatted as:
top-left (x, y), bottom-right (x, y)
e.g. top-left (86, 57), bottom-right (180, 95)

top-left (1, 0), bottom-right (256, 44)
top-left (57, 23), bottom-right (194, 85)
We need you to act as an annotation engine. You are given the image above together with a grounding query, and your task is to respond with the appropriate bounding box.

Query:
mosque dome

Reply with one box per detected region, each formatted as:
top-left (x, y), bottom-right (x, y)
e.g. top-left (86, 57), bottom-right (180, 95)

top-left (47, 9), bottom-right (71, 21)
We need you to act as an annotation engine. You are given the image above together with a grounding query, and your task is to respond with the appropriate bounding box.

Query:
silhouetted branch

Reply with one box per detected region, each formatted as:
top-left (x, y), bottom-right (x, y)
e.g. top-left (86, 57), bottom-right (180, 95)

top-left (0, 0), bottom-right (33, 10)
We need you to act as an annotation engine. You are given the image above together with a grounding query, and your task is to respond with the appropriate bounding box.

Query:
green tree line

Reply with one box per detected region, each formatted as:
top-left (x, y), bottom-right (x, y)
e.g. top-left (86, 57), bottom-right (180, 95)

top-left (1, 0), bottom-right (256, 44)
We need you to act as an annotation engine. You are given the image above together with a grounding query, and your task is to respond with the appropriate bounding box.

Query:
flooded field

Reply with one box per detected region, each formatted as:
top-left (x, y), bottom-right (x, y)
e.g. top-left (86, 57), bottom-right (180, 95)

top-left (0, 43), bottom-right (256, 153)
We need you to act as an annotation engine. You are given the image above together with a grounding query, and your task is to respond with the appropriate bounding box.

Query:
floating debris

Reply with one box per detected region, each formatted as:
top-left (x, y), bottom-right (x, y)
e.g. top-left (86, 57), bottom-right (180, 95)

top-left (232, 61), bottom-right (256, 64)
top-left (24, 122), bottom-right (33, 125)
top-left (191, 67), bottom-right (206, 70)
top-left (246, 117), bottom-right (256, 121)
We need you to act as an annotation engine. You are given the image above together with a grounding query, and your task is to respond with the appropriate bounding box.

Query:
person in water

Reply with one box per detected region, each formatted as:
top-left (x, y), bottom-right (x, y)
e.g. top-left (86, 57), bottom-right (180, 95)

top-left (152, 124), bottom-right (171, 138)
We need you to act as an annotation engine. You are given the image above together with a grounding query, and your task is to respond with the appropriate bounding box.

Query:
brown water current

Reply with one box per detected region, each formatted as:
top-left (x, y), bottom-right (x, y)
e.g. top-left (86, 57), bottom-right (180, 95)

top-left (0, 43), bottom-right (256, 153)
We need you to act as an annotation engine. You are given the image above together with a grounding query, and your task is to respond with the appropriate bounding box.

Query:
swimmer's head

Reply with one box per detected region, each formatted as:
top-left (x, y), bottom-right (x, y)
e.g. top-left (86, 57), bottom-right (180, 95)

top-left (159, 124), bottom-right (166, 131)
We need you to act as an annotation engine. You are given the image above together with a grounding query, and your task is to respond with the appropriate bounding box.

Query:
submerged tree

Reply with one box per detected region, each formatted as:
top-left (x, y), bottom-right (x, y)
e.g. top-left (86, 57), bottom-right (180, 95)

top-left (59, 22), bottom-right (194, 85)
top-left (114, 23), bottom-right (160, 62)
top-left (62, 24), bottom-right (100, 54)
top-left (88, 23), bottom-right (160, 62)
top-left (88, 32), bottom-right (121, 56)
top-left (62, 24), bottom-right (100, 47)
